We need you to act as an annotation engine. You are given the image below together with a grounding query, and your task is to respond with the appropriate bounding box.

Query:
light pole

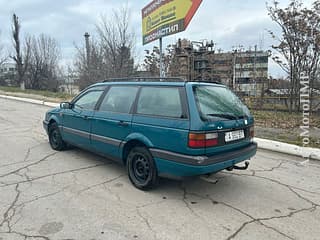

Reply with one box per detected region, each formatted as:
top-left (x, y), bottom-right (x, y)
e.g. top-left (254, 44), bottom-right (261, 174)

top-left (159, 38), bottom-right (164, 78)
top-left (84, 32), bottom-right (90, 67)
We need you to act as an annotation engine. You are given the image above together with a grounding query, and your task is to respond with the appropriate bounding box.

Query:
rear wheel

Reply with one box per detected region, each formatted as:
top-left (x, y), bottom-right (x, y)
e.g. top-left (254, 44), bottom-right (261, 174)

top-left (49, 122), bottom-right (66, 151)
top-left (127, 146), bottom-right (158, 190)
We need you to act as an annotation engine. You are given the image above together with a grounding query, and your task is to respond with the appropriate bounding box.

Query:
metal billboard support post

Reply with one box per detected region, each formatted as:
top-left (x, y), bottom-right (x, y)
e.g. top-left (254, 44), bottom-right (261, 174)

top-left (159, 37), bottom-right (164, 78)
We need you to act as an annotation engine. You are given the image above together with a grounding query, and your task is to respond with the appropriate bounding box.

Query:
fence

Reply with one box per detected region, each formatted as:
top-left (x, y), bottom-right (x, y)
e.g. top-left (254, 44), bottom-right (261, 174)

top-left (242, 96), bottom-right (320, 113)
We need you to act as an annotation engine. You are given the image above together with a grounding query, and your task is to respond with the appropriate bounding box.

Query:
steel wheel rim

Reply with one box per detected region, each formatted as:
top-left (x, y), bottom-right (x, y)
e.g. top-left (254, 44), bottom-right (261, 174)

top-left (50, 129), bottom-right (59, 148)
top-left (132, 154), bottom-right (150, 183)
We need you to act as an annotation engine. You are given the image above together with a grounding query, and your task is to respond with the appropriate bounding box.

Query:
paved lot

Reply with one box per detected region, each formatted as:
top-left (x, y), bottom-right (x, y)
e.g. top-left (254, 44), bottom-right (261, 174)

top-left (0, 98), bottom-right (319, 240)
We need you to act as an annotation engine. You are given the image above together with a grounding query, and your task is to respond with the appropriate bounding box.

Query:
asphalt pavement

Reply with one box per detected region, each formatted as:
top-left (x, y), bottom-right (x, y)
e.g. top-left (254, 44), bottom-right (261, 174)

top-left (0, 98), bottom-right (319, 240)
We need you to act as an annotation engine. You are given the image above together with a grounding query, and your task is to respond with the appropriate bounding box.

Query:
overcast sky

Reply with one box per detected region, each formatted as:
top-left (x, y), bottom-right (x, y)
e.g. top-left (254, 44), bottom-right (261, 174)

top-left (0, 0), bottom-right (315, 77)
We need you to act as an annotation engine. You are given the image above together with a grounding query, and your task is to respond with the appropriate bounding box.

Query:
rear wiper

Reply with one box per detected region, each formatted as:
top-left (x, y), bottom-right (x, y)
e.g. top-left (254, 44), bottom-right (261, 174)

top-left (206, 113), bottom-right (238, 120)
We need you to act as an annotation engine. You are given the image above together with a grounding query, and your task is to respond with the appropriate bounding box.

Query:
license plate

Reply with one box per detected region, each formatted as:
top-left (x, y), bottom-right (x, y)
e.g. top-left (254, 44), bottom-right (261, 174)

top-left (225, 130), bottom-right (245, 142)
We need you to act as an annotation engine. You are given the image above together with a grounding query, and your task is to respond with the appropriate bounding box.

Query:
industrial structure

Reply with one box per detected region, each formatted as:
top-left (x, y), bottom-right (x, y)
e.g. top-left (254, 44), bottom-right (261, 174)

top-left (170, 39), bottom-right (269, 96)
top-left (0, 62), bottom-right (17, 86)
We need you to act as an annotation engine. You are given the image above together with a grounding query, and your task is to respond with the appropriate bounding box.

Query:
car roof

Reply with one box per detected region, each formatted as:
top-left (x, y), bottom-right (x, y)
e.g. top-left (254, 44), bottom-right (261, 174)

top-left (92, 81), bottom-right (225, 88)
top-left (93, 81), bottom-right (186, 87)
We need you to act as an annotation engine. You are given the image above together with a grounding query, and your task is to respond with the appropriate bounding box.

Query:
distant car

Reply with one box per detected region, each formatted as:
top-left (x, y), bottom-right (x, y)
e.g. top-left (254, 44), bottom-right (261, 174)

top-left (43, 78), bottom-right (257, 189)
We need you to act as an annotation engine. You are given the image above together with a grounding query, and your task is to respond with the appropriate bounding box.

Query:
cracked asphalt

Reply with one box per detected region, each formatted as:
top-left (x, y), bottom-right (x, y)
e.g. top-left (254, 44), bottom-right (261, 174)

top-left (0, 98), bottom-right (320, 240)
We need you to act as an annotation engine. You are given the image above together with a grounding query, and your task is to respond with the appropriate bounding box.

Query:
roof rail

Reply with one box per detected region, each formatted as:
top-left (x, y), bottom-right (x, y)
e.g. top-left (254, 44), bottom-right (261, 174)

top-left (103, 77), bottom-right (185, 82)
top-left (102, 77), bottom-right (223, 84)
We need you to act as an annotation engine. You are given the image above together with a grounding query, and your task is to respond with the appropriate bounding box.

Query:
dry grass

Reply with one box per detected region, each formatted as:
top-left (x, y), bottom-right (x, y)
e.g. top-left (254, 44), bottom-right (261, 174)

top-left (252, 110), bottom-right (320, 129)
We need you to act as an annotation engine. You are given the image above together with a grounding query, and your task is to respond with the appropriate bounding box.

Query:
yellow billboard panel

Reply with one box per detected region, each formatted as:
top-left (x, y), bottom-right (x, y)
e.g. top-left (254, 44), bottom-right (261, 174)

top-left (142, 0), bottom-right (202, 45)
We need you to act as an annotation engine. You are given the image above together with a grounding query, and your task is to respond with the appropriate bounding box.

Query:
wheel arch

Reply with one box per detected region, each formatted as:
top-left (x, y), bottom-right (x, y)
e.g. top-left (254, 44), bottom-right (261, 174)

top-left (121, 133), bottom-right (154, 165)
top-left (48, 115), bottom-right (61, 129)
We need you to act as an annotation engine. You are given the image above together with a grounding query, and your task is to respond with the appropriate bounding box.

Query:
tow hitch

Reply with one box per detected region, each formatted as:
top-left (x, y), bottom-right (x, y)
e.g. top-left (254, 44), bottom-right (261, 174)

top-left (227, 161), bottom-right (249, 171)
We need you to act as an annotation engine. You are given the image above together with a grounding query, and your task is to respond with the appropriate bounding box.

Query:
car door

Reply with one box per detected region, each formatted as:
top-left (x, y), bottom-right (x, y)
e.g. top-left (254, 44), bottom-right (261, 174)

top-left (91, 85), bottom-right (139, 159)
top-left (61, 86), bottom-right (105, 149)
top-left (132, 86), bottom-right (190, 153)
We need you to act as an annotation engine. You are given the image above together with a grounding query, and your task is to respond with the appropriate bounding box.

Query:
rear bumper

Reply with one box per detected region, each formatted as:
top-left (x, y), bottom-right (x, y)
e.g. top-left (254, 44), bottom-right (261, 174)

top-left (151, 142), bottom-right (257, 177)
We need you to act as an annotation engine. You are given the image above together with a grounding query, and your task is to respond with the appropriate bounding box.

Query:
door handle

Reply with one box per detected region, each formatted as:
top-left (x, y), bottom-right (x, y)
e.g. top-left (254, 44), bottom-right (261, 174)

top-left (117, 121), bottom-right (129, 127)
top-left (82, 115), bottom-right (90, 120)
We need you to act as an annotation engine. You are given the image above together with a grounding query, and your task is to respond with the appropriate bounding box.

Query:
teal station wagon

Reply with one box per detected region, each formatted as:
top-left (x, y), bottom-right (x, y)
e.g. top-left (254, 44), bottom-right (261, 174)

top-left (43, 78), bottom-right (257, 189)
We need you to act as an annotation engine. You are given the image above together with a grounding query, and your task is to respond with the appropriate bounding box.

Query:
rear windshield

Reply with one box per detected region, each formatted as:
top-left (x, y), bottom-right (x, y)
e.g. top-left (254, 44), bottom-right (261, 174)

top-left (193, 85), bottom-right (250, 121)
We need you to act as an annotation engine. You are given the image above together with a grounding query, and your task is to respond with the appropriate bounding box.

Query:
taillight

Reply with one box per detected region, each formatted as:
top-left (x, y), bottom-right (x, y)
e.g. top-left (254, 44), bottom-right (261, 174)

top-left (188, 132), bottom-right (218, 148)
top-left (249, 126), bottom-right (254, 138)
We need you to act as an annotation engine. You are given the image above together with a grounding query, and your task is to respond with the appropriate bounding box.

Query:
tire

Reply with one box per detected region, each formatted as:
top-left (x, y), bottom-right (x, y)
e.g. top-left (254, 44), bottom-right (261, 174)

top-left (127, 146), bottom-right (158, 190)
top-left (48, 122), bottom-right (66, 151)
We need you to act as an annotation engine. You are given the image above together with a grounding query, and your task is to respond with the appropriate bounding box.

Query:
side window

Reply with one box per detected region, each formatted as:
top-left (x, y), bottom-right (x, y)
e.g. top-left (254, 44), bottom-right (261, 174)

top-left (99, 86), bottom-right (138, 113)
top-left (137, 87), bottom-right (182, 118)
top-left (74, 90), bottom-right (103, 110)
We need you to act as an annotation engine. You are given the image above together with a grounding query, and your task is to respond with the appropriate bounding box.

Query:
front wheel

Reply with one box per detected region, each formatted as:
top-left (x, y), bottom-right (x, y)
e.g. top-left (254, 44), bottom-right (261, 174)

top-left (127, 146), bottom-right (158, 190)
top-left (49, 123), bottom-right (66, 151)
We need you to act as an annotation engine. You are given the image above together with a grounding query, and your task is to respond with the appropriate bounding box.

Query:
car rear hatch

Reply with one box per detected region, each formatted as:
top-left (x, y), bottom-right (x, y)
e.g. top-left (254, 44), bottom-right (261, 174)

top-left (188, 83), bottom-right (254, 156)
top-left (200, 119), bottom-right (254, 156)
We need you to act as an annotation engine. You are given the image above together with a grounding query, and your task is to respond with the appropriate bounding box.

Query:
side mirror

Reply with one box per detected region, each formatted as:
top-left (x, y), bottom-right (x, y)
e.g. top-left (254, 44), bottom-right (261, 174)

top-left (60, 102), bottom-right (72, 109)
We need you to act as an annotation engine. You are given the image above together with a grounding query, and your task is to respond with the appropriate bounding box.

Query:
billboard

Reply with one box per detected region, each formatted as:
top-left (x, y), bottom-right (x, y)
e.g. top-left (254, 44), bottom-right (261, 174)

top-left (142, 0), bottom-right (202, 45)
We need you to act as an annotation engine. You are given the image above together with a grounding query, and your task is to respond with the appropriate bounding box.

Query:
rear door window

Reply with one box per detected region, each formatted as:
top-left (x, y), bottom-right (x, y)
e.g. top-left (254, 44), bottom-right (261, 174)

top-left (136, 87), bottom-right (183, 118)
top-left (99, 86), bottom-right (138, 113)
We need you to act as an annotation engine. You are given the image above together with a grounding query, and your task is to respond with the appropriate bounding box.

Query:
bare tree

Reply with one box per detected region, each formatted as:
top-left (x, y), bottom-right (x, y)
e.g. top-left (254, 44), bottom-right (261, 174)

top-left (75, 38), bottom-right (106, 89)
top-left (143, 45), bottom-right (176, 77)
top-left (0, 31), bottom-right (8, 66)
top-left (62, 64), bottom-right (78, 94)
top-left (11, 13), bottom-right (30, 90)
top-left (74, 6), bottom-right (136, 89)
top-left (143, 47), bottom-right (160, 76)
top-left (0, 31), bottom-right (9, 86)
top-left (26, 34), bottom-right (61, 90)
top-left (96, 6), bottom-right (135, 79)
top-left (267, 0), bottom-right (320, 112)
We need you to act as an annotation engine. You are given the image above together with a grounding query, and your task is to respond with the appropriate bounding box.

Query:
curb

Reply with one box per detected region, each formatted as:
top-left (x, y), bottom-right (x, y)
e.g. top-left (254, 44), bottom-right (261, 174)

top-left (0, 94), bottom-right (59, 107)
top-left (254, 137), bottom-right (320, 161)
top-left (1, 94), bottom-right (319, 161)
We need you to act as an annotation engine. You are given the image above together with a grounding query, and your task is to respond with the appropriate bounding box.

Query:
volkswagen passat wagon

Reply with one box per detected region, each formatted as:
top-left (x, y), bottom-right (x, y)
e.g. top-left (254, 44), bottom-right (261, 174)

top-left (43, 78), bottom-right (257, 189)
